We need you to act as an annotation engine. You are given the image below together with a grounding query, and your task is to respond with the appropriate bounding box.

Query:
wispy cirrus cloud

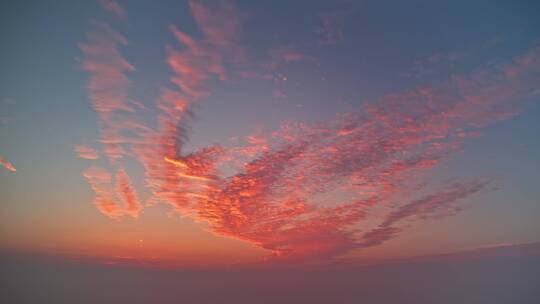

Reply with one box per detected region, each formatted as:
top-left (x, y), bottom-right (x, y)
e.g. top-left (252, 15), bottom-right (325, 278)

top-left (130, 0), bottom-right (245, 212)
top-left (83, 166), bottom-right (123, 218)
top-left (79, 0), bottom-right (242, 218)
top-left (115, 168), bottom-right (141, 218)
top-left (360, 180), bottom-right (491, 248)
top-left (83, 166), bottom-right (141, 219)
top-left (78, 1), bottom-right (146, 219)
top-left (78, 20), bottom-right (137, 162)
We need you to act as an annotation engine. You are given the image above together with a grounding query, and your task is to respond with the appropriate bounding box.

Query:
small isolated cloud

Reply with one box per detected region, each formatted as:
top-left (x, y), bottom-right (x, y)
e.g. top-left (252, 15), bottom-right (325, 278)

top-left (0, 156), bottom-right (16, 172)
top-left (74, 144), bottom-right (100, 160)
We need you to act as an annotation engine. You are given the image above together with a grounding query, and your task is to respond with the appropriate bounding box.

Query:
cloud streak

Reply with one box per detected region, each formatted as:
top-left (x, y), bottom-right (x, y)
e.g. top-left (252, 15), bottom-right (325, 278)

top-left (360, 180), bottom-right (491, 248)
top-left (83, 166), bottom-right (123, 218)
top-left (78, 1), bottom-right (147, 219)
top-left (0, 156), bottom-right (16, 172)
top-left (78, 20), bottom-right (137, 162)
top-left (74, 145), bottom-right (100, 160)
top-left (115, 169), bottom-right (142, 218)
top-left (83, 166), bottom-right (142, 219)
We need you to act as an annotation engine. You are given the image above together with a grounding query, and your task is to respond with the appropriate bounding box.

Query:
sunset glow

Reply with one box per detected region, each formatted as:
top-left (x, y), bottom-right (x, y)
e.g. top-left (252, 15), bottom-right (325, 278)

top-left (1, 0), bottom-right (540, 303)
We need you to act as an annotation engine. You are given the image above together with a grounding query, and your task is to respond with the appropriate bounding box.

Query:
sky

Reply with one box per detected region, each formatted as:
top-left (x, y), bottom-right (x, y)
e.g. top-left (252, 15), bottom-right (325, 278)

top-left (1, 0), bottom-right (540, 274)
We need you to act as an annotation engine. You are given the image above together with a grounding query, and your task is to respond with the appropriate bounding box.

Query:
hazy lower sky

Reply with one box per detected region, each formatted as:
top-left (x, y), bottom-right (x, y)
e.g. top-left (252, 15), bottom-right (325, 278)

top-left (1, 0), bottom-right (539, 270)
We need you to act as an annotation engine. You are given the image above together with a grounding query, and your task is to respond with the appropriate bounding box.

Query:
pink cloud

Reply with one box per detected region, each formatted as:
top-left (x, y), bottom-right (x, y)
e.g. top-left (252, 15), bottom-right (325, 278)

top-left (79, 21), bottom-right (138, 161)
top-left (74, 145), bottom-right (100, 160)
top-left (83, 166), bottom-right (142, 219)
top-left (77, 1), bottom-right (540, 265)
top-left (183, 46), bottom-right (540, 263)
top-left (83, 166), bottom-right (123, 219)
top-left (115, 169), bottom-right (142, 218)
top-left (0, 156), bottom-right (16, 172)
top-left (127, 0), bottom-right (244, 212)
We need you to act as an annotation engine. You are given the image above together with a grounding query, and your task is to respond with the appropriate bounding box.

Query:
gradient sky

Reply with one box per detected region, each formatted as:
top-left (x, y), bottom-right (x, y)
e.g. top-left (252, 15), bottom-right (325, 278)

top-left (1, 0), bottom-right (539, 269)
